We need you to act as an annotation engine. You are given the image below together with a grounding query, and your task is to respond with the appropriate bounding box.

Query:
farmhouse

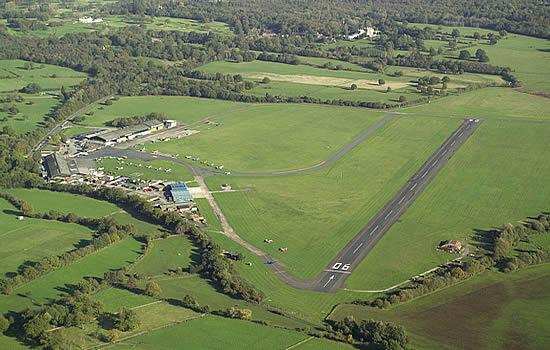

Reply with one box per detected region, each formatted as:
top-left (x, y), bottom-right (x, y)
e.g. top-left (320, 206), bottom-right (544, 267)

top-left (168, 182), bottom-right (193, 202)
top-left (78, 17), bottom-right (103, 24)
top-left (438, 240), bottom-right (463, 253)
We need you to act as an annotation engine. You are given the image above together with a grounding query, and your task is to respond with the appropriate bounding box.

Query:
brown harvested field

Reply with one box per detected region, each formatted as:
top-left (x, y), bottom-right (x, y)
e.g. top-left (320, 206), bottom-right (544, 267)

top-left (329, 263), bottom-right (550, 350)
top-left (246, 73), bottom-right (412, 90)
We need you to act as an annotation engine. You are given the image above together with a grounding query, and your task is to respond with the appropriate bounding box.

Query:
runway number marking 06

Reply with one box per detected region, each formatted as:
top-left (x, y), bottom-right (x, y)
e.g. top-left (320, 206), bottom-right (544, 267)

top-left (332, 263), bottom-right (350, 270)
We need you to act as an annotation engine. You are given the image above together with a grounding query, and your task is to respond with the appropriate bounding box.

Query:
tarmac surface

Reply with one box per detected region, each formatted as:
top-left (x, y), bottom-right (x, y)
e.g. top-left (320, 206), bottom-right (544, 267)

top-left (85, 116), bottom-right (482, 293)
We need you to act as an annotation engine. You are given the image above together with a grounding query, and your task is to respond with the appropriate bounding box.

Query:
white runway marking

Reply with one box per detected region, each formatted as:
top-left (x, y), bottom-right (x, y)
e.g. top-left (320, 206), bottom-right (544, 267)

top-left (398, 196), bottom-right (405, 204)
top-left (323, 275), bottom-right (335, 288)
top-left (451, 141), bottom-right (456, 146)
top-left (353, 242), bottom-right (364, 254)
top-left (410, 183), bottom-right (417, 191)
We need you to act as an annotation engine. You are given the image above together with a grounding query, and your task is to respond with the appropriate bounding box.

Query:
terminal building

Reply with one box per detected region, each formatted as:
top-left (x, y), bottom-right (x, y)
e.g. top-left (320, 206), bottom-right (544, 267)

top-left (168, 182), bottom-right (193, 202)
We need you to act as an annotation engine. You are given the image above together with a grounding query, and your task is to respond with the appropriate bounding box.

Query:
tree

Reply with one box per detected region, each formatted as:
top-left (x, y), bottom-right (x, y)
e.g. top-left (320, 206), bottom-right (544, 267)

top-left (378, 79), bottom-right (385, 86)
top-left (20, 202), bottom-right (34, 216)
top-left (144, 282), bottom-right (161, 297)
top-left (116, 308), bottom-right (141, 331)
top-left (20, 83), bottom-right (41, 94)
top-left (386, 86), bottom-right (392, 93)
top-left (458, 50), bottom-right (470, 60)
top-left (0, 315), bottom-right (9, 333)
top-left (475, 48), bottom-right (489, 62)
top-left (350, 83), bottom-right (357, 90)
top-left (107, 329), bottom-right (120, 344)
top-left (429, 47), bottom-right (437, 56)
top-left (262, 77), bottom-right (270, 84)
top-left (473, 32), bottom-right (481, 40)
top-left (227, 307), bottom-right (252, 320)
top-left (399, 95), bottom-right (406, 102)
top-left (451, 29), bottom-right (460, 37)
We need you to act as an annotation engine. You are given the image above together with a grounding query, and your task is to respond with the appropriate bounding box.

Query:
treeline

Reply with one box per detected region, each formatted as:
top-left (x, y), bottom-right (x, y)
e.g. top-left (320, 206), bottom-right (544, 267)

top-left (108, 111), bottom-right (166, 128)
top-left (354, 212), bottom-right (550, 309)
top-left (37, 183), bottom-right (266, 303)
top-left (325, 316), bottom-right (408, 349)
top-left (0, 192), bottom-right (137, 295)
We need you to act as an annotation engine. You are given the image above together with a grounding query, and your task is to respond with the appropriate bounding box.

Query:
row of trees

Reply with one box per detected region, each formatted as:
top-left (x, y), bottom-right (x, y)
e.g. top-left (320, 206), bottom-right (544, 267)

top-left (326, 316), bottom-right (408, 349)
top-left (108, 111), bottom-right (166, 128)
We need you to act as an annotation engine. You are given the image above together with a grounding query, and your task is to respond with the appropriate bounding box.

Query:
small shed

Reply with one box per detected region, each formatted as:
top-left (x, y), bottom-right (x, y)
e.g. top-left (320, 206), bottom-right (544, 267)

top-left (438, 240), bottom-right (463, 253)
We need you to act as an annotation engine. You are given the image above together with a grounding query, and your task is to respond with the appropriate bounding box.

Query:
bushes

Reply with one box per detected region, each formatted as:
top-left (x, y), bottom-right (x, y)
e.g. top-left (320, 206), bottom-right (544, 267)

top-left (326, 316), bottom-right (408, 349)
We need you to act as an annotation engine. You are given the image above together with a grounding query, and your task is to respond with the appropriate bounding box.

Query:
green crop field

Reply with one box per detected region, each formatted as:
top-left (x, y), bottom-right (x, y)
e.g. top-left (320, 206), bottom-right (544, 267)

top-left (0, 238), bottom-right (143, 315)
top-left (347, 121), bottom-right (550, 290)
top-left (331, 263), bottom-right (550, 350)
top-left (120, 315), bottom-right (338, 350)
top-left (195, 198), bottom-right (222, 230)
top-left (130, 236), bottom-right (198, 277)
top-left (398, 87), bottom-right (550, 121)
top-left (0, 198), bottom-right (93, 277)
top-left (6, 188), bottom-right (120, 217)
top-left (0, 59), bottom-right (86, 91)
top-left (147, 104), bottom-right (388, 173)
top-left (204, 115), bottom-right (461, 279)
top-left (79, 96), bottom-right (248, 127)
top-left (61, 126), bottom-right (95, 137)
top-left (0, 94), bottom-right (61, 133)
top-left (98, 158), bottom-right (194, 182)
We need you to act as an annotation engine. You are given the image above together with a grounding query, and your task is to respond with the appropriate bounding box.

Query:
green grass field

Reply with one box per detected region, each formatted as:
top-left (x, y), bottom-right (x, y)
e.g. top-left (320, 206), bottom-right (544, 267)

top-left (398, 87), bottom-right (550, 121)
top-left (347, 121), bottom-right (550, 289)
top-left (195, 198), bottom-right (222, 230)
top-left (204, 115), bottom-right (461, 279)
top-left (79, 96), bottom-right (247, 127)
top-left (108, 212), bottom-right (166, 237)
top-left (120, 315), bottom-right (337, 350)
top-left (0, 94), bottom-right (61, 133)
top-left (98, 158), bottom-right (194, 182)
top-left (0, 198), bottom-right (93, 277)
top-left (61, 126), bottom-right (95, 137)
top-left (0, 238), bottom-right (143, 315)
top-left (130, 236), bottom-right (198, 277)
top-left (331, 263), bottom-right (550, 350)
top-left (94, 287), bottom-right (157, 313)
top-left (0, 59), bottom-right (86, 91)
top-left (147, 104), bottom-right (388, 173)
top-left (6, 188), bottom-right (120, 217)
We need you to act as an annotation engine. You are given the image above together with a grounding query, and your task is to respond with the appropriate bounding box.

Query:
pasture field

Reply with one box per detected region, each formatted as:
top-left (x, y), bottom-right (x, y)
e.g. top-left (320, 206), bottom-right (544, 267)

top-left (205, 115), bottom-right (462, 279)
top-left (97, 158), bottom-right (194, 182)
top-left (0, 59), bottom-right (86, 91)
top-left (94, 287), bottom-right (157, 313)
top-left (6, 188), bottom-right (119, 217)
top-left (346, 121), bottom-right (550, 290)
top-left (331, 263), bottom-right (550, 350)
top-left (80, 96), bottom-right (247, 127)
top-left (0, 238), bottom-right (143, 315)
top-left (147, 104), bottom-right (388, 173)
top-left (106, 15), bottom-right (230, 34)
top-left (120, 315), bottom-right (338, 350)
top-left (108, 212), bottom-right (166, 237)
top-left (398, 87), bottom-right (550, 121)
top-left (195, 198), bottom-right (222, 230)
top-left (142, 273), bottom-right (314, 329)
top-left (130, 236), bottom-right (198, 277)
top-left (0, 198), bottom-right (93, 277)
top-left (0, 94), bottom-right (61, 133)
top-left (405, 23), bottom-right (550, 93)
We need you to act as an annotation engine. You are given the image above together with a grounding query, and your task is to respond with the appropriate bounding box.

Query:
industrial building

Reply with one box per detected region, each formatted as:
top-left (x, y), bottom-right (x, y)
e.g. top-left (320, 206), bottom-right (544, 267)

top-left (168, 182), bottom-right (193, 202)
top-left (43, 153), bottom-right (72, 178)
top-left (84, 120), bottom-right (175, 146)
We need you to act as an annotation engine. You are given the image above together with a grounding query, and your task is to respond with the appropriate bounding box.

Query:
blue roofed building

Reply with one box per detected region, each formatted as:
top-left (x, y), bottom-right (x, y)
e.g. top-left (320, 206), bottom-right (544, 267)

top-left (168, 182), bottom-right (193, 202)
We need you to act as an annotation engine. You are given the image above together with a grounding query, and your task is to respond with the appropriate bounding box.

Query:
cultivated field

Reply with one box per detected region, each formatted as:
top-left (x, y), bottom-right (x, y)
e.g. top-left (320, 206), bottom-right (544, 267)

top-left (98, 158), bottom-right (194, 182)
top-left (0, 59), bottom-right (86, 91)
top-left (399, 87), bottom-right (550, 121)
top-left (347, 121), bottom-right (550, 289)
top-left (0, 198), bottom-right (93, 277)
top-left (130, 236), bottom-right (197, 277)
top-left (0, 238), bottom-right (143, 315)
top-left (205, 115), bottom-right (462, 279)
top-left (147, 104), bottom-right (388, 173)
top-left (331, 263), bottom-right (550, 350)
top-left (79, 96), bottom-right (247, 127)
top-left (6, 188), bottom-right (120, 217)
